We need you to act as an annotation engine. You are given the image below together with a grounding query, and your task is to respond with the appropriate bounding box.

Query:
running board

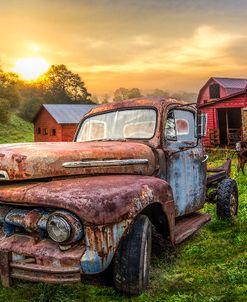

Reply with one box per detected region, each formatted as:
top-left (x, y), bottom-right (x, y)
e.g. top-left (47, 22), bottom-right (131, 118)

top-left (174, 212), bottom-right (211, 245)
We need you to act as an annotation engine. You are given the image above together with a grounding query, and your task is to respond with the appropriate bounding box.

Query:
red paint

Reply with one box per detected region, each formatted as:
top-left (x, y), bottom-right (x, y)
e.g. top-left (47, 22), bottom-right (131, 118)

top-left (198, 78), bottom-right (247, 147)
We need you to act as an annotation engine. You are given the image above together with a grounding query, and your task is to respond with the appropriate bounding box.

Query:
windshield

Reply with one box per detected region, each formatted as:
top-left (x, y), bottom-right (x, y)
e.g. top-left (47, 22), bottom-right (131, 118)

top-left (76, 108), bottom-right (157, 142)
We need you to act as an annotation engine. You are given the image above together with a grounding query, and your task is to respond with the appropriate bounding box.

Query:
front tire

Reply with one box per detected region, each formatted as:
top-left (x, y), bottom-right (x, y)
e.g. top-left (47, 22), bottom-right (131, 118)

top-left (113, 215), bottom-right (152, 295)
top-left (216, 179), bottom-right (238, 219)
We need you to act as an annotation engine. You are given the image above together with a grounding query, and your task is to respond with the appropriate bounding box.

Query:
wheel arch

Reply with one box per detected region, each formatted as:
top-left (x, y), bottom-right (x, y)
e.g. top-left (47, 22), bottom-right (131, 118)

top-left (139, 202), bottom-right (175, 242)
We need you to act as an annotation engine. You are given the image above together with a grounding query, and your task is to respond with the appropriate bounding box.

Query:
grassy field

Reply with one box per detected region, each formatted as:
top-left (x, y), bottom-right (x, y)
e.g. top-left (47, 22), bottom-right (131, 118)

top-left (0, 148), bottom-right (245, 301)
top-left (0, 114), bottom-right (34, 144)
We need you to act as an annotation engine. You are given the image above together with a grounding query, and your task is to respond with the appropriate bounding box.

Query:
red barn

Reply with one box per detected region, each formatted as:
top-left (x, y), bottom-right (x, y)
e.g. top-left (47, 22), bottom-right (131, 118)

top-left (197, 77), bottom-right (247, 147)
top-left (33, 104), bottom-right (96, 142)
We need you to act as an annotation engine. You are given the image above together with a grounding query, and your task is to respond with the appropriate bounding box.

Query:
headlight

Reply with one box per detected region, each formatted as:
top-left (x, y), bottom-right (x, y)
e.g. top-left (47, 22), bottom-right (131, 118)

top-left (47, 214), bottom-right (71, 243)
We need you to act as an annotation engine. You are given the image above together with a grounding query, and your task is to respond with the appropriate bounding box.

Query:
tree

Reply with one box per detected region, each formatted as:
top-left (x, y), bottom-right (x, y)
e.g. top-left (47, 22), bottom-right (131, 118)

top-left (127, 88), bottom-right (142, 99)
top-left (113, 87), bottom-right (142, 102)
top-left (101, 94), bottom-right (111, 104)
top-left (0, 98), bottom-right (11, 123)
top-left (90, 95), bottom-right (100, 104)
top-left (170, 91), bottom-right (197, 103)
top-left (18, 97), bottom-right (43, 122)
top-left (113, 88), bottom-right (129, 102)
top-left (0, 69), bottom-right (20, 109)
top-left (147, 89), bottom-right (169, 98)
top-left (39, 64), bottom-right (91, 104)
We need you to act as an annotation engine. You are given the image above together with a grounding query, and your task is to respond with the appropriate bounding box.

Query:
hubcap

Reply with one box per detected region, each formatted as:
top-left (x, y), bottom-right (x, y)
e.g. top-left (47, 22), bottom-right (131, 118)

top-left (230, 193), bottom-right (237, 216)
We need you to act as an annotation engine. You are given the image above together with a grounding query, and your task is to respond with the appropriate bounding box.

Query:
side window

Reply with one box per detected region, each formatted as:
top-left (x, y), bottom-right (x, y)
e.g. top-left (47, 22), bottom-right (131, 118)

top-left (165, 109), bottom-right (196, 142)
top-left (164, 111), bottom-right (177, 141)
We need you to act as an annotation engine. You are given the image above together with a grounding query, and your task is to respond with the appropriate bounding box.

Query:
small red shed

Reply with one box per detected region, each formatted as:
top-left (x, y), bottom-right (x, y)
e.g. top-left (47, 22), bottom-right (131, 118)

top-left (197, 77), bottom-right (247, 147)
top-left (33, 104), bottom-right (96, 142)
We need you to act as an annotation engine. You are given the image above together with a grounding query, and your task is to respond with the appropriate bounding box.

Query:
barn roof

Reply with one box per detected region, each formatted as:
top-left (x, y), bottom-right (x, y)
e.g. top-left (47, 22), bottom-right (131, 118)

top-left (41, 104), bottom-right (96, 124)
top-left (213, 77), bottom-right (247, 95)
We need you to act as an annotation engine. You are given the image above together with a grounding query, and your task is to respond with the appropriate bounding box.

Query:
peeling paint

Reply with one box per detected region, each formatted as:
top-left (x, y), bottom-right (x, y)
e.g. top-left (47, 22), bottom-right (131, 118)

top-left (81, 220), bottom-right (131, 273)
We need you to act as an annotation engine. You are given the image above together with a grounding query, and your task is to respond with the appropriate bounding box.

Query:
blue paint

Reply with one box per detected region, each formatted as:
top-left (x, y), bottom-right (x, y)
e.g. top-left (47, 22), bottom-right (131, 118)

top-left (165, 109), bottom-right (206, 216)
top-left (3, 222), bottom-right (14, 236)
top-left (81, 250), bottom-right (108, 273)
top-left (37, 213), bottom-right (49, 230)
top-left (81, 220), bottom-right (130, 274)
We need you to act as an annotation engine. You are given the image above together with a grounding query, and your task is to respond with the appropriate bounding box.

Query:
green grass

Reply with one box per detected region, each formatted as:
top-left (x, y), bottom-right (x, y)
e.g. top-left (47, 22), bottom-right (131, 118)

top-left (0, 114), bottom-right (34, 144)
top-left (0, 151), bottom-right (246, 302)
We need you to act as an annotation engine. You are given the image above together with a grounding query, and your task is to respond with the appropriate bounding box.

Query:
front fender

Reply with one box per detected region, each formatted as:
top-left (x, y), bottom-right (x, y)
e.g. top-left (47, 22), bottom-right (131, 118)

top-left (0, 175), bottom-right (175, 273)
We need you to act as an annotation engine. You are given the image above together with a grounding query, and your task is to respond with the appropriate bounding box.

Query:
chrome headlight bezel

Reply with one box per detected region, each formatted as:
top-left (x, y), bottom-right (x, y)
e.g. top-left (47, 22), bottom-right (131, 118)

top-left (46, 210), bottom-right (84, 245)
top-left (47, 214), bottom-right (71, 243)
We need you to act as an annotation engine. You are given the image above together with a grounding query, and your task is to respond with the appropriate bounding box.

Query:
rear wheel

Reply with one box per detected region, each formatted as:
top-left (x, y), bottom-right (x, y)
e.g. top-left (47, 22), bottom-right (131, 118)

top-left (216, 179), bottom-right (238, 219)
top-left (113, 215), bottom-right (152, 295)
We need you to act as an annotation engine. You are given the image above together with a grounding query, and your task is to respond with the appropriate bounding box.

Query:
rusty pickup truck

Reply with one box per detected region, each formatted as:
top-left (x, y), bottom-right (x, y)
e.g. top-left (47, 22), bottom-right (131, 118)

top-left (0, 97), bottom-right (238, 294)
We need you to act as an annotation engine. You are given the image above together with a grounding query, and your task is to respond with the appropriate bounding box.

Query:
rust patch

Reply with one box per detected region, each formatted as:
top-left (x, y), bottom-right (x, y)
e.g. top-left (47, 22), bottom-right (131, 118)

top-left (0, 175), bottom-right (174, 225)
top-left (0, 141), bottom-right (156, 181)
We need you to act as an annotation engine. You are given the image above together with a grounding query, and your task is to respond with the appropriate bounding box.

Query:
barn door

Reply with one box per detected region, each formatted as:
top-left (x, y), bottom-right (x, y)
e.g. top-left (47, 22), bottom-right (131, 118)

top-left (217, 108), bottom-right (241, 146)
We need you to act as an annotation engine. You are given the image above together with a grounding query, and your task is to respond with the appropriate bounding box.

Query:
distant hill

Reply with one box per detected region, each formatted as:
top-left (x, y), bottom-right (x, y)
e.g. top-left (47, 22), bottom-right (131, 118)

top-left (0, 114), bottom-right (34, 144)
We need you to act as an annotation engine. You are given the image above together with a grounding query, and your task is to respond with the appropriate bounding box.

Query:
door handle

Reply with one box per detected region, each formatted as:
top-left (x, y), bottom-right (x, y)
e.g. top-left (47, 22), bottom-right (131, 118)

top-left (201, 155), bottom-right (208, 163)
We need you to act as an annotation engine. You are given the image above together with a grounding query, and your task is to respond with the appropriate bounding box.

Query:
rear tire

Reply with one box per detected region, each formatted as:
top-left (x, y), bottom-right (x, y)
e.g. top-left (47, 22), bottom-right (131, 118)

top-left (113, 215), bottom-right (152, 295)
top-left (216, 179), bottom-right (238, 219)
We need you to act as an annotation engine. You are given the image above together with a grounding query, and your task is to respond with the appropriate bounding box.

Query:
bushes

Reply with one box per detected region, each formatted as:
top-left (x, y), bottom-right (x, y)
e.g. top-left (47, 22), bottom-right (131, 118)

top-left (18, 97), bottom-right (43, 122)
top-left (0, 98), bottom-right (11, 123)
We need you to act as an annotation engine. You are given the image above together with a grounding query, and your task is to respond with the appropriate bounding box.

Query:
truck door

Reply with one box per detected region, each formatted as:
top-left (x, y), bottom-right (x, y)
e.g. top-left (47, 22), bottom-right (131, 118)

top-left (164, 108), bottom-right (206, 216)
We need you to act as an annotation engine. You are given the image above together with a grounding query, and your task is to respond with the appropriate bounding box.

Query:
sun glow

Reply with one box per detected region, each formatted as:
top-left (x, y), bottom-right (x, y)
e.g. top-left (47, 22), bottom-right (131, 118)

top-left (14, 57), bottom-right (50, 80)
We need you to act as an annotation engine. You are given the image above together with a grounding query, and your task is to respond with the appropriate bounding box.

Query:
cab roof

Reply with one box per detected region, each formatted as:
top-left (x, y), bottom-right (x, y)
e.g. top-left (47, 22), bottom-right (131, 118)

top-left (85, 97), bottom-right (189, 117)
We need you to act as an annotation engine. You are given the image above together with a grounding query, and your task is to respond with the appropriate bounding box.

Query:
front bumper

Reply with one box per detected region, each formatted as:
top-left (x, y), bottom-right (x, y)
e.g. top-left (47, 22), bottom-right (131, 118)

top-left (0, 233), bottom-right (84, 287)
top-left (0, 218), bottom-right (132, 287)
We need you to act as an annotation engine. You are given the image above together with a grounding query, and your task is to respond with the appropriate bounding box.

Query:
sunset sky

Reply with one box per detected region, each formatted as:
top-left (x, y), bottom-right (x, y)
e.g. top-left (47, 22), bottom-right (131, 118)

top-left (1, 0), bottom-right (247, 95)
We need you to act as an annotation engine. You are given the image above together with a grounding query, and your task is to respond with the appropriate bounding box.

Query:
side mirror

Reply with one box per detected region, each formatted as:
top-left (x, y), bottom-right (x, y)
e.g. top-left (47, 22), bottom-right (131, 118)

top-left (197, 113), bottom-right (207, 138)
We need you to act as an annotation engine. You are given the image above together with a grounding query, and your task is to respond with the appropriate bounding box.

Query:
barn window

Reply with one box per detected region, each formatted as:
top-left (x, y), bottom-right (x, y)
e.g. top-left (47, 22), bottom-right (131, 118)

top-left (51, 129), bottom-right (56, 136)
top-left (37, 127), bottom-right (41, 134)
top-left (43, 128), bottom-right (48, 135)
top-left (209, 84), bottom-right (220, 99)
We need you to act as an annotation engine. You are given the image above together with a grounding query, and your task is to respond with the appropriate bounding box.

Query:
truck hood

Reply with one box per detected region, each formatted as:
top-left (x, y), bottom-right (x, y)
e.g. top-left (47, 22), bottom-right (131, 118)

top-left (0, 141), bottom-right (156, 181)
top-left (0, 175), bottom-right (172, 225)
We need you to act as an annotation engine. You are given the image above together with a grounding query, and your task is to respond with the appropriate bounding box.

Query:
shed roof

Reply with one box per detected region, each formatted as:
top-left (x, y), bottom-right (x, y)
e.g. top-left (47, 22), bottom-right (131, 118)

top-left (213, 77), bottom-right (247, 95)
top-left (213, 77), bottom-right (247, 89)
top-left (41, 104), bottom-right (96, 124)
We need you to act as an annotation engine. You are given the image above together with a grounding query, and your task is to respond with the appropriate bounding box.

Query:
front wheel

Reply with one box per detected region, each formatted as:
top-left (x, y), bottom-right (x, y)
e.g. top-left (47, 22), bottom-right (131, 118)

top-left (113, 215), bottom-right (152, 295)
top-left (216, 178), bottom-right (238, 219)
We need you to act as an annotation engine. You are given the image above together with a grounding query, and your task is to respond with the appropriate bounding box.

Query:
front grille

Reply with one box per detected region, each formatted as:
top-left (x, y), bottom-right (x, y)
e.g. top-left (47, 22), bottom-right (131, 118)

top-left (0, 206), bottom-right (50, 240)
top-left (0, 206), bottom-right (83, 246)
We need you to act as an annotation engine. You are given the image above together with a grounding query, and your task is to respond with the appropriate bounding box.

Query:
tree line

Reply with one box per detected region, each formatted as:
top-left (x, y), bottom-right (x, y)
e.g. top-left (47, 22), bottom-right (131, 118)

top-left (0, 64), bottom-right (197, 124)
top-left (91, 88), bottom-right (197, 104)
top-left (111, 88), bottom-right (197, 103)
top-left (0, 64), bottom-right (92, 123)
